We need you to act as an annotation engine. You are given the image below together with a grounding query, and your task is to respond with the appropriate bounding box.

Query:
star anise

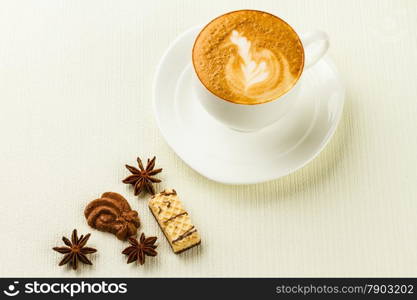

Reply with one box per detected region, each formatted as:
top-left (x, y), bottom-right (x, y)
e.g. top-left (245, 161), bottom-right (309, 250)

top-left (52, 229), bottom-right (97, 270)
top-left (122, 156), bottom-right (162, 196)
top-left (122, 233), bottom-right (157, 265)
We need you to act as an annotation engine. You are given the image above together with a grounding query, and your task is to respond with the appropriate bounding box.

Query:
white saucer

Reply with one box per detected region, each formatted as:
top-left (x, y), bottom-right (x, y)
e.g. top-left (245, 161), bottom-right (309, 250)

top-left (153, 27), bottom-right (345, 184)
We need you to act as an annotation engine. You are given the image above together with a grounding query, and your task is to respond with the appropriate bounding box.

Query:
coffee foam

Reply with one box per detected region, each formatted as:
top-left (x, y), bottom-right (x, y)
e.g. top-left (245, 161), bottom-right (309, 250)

top-left (193, 10), bottom-right (304, 105)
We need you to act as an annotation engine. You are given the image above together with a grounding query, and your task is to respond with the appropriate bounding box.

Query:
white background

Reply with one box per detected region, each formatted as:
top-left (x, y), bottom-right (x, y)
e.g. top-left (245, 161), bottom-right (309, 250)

top-left (1, 0), bottom-right (417, 277)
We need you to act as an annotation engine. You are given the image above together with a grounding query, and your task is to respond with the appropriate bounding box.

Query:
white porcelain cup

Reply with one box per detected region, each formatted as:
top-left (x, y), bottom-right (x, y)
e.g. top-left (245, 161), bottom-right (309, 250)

top-left (193, 29), bottom-right (329, 132)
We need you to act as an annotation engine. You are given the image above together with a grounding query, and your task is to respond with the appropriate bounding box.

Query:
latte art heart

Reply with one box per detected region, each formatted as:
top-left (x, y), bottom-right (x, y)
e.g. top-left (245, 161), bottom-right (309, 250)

top-left (229, 30), bottom-right (271, 88)
top-left (193, 10), bottom-right (304, 105)
top-left (225, 30), bottom-right (295, 102)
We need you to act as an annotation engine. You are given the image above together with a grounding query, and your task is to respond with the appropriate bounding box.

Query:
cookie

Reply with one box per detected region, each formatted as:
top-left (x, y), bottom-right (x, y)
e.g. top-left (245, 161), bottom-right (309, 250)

top-left (84, 192), bottom-right (140, 240)
top-left (149, 189), bottom-right (201, 253)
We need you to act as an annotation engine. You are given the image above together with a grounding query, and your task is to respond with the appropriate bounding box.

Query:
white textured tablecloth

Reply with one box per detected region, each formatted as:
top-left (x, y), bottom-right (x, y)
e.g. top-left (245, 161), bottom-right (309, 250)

top-left (1, 0), bottom-right (416, 277)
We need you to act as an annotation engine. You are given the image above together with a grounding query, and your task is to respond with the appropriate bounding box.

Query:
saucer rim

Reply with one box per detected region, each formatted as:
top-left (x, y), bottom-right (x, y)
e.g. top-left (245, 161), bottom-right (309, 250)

top-left (153, 26), bottom-right (345, 185)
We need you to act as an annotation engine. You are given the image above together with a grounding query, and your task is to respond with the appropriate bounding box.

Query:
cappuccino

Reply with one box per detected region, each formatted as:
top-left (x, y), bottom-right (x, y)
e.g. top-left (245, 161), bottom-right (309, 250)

top-left (192, 10), bottom-right (304, 105)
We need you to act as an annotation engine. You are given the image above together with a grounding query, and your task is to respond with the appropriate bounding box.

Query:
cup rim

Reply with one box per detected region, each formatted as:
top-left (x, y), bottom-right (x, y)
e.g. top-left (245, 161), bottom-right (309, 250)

top-left (192, 9), bottom-right (305, 106)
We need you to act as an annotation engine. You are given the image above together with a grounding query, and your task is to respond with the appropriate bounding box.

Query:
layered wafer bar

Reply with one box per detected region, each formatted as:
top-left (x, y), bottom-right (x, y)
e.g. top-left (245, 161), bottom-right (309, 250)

top-left (149, 189), bottom-right (201, 253)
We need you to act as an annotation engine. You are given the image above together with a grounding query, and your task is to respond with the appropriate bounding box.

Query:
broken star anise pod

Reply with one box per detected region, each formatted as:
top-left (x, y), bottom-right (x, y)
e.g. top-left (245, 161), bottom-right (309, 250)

top-left (52, 229), bottom-right (97, 270)
top-left (122, 156), bottom-right (162, 196)
top-left (122, 233), bottom-right (157, 265)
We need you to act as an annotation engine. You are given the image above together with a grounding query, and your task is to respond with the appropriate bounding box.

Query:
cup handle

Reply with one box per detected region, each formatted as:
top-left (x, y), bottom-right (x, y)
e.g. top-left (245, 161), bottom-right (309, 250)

top-left (300, 30), bottom-right (329, 69)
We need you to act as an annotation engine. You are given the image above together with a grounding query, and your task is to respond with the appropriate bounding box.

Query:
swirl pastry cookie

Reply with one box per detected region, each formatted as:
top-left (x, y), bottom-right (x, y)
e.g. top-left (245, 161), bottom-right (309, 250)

top-left (149, 189), bottom-right (201, 253)
top-left (84, 192), bottom-right (140, 240)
